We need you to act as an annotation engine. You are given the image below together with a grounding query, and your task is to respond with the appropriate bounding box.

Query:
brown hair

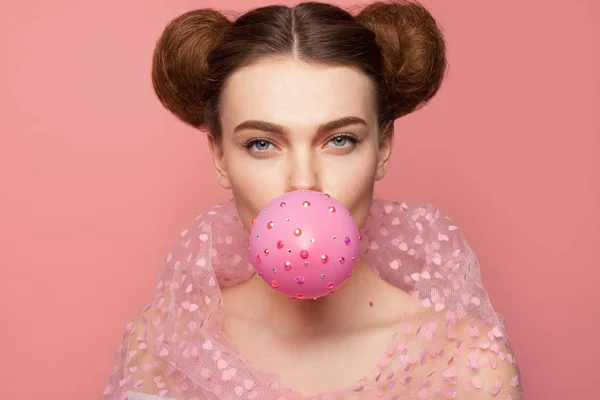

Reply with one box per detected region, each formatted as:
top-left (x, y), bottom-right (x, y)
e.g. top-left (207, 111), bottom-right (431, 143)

top-left (152, 1), bottom-right (446, 140)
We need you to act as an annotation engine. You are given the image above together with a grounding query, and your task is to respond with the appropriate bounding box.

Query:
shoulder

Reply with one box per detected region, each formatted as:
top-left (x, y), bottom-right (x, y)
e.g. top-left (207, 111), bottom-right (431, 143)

top-left (108, 307), bottom-right (176, 397)
top-left (450, 318), bottom-right (524, 399)
top-left (368, 199), bottom-right (470, 251)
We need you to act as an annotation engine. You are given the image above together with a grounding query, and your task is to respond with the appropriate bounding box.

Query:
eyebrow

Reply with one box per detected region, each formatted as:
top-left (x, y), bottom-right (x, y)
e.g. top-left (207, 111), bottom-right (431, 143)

top-left (232, 116), bottom-right (368, 136)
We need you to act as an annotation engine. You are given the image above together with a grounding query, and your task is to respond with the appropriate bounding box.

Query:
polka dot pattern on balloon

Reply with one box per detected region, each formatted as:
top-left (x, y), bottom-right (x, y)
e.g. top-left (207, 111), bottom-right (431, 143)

top-left (250, 190), bottom-right (361, 299)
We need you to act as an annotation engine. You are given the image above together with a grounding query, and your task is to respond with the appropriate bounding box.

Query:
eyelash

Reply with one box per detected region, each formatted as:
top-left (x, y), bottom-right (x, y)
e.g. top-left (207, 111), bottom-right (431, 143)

top-left (241, 133), bottom-right (360, 153)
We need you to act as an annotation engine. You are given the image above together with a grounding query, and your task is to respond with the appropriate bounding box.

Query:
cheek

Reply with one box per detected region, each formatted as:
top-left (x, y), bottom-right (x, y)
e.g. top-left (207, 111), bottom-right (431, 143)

top-left (226, 159), bottom-right (285, 231)
top-left (345, 185), bottom-right (375, 229)
top-left (322, 154), bottom-right (377, 227)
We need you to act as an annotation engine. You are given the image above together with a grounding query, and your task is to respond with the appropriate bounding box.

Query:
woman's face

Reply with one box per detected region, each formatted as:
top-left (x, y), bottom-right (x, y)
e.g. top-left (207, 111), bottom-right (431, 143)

top-left (208, 58), bottom-right (393, 231)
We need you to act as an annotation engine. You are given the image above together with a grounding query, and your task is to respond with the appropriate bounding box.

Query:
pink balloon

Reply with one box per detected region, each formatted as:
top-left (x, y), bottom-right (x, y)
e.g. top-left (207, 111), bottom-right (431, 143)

top-left (250, 190), bottom-right (361, 299)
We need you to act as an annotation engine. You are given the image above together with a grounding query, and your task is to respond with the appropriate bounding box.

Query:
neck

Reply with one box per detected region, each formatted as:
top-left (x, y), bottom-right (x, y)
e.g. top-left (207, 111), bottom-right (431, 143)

top-left (230, 261), bottom-right (381, 336)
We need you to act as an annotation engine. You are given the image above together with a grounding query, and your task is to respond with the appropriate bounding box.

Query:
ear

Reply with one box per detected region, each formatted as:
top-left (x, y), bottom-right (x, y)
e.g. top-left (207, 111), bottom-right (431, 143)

top-left (207, 134), bottom-right (232, 189)
top-left (375, 122), bottom-right (394, 181)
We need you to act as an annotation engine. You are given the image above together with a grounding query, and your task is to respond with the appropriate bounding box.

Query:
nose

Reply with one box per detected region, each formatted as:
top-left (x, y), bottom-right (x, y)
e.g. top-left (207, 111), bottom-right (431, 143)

top-left (285, 151), bottom-right (320, 192)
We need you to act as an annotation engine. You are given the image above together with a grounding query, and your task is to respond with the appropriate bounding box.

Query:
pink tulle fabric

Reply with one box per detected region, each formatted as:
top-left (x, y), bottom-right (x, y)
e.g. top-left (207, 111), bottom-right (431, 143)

top-left (102, 199), bottom-right (523, 400)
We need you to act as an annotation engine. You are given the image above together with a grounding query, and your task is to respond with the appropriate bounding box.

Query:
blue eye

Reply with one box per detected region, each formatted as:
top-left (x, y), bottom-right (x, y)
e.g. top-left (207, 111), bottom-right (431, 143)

top-left (242, 139), bottom-right (273, 152)
top-left (331, 136), bottom-right (348, 146)
top-left (252, 140), bottom-right (271, 151)
top-left (328, 134), bottom-right (358, 148)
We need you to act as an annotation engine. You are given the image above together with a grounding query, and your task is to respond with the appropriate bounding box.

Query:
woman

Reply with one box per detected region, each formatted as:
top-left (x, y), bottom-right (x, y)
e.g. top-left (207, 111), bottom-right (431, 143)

top-left (103, 1), bottom-right (523, 399)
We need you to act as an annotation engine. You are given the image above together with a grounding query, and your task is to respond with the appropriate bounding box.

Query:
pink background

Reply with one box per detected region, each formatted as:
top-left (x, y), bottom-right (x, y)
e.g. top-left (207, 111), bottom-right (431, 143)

top-left (1, 0), bottom-right (597, 399)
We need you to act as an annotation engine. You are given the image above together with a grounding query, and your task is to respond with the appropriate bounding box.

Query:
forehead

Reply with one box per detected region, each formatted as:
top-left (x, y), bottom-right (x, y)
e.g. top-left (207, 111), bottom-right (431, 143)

top-left (219, 58), bottom-right (377, 131)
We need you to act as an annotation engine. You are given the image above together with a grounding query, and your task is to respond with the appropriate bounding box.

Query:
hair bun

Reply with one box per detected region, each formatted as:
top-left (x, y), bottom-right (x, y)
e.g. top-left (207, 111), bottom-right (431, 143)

top-left (152, 9), bottom-right (231, 128)
top-left (356, 1), bottom-right (447, 119)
